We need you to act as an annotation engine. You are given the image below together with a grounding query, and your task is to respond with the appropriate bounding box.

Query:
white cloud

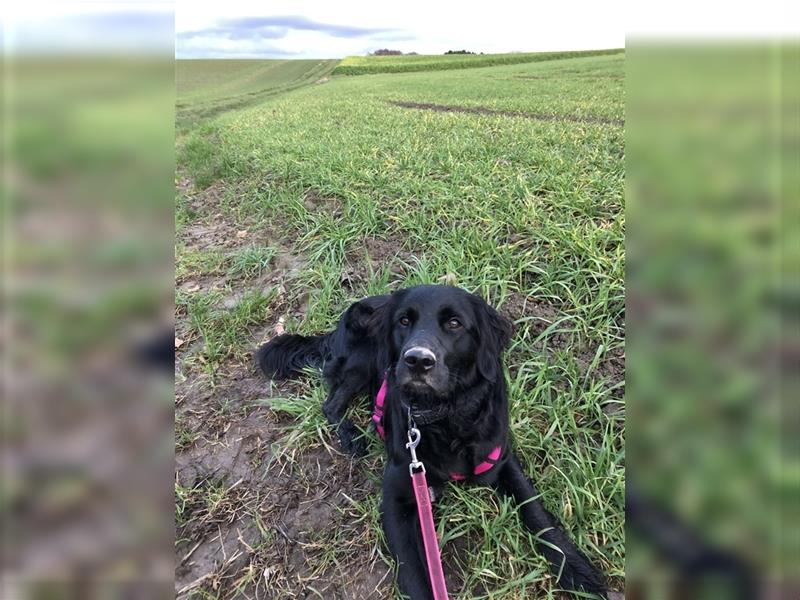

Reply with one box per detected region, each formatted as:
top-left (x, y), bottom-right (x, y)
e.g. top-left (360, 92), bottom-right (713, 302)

top-left (175, 0), bottom-right (799, 59)
top-left (6, 1), bottom-right (794, 58)
top-left (175, 1), bottom-right (627, 59)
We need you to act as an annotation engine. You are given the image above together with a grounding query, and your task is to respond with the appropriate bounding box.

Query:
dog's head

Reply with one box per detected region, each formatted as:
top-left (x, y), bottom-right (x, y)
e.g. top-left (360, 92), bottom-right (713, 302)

top-left (371, 285), bottom-right (512, 400)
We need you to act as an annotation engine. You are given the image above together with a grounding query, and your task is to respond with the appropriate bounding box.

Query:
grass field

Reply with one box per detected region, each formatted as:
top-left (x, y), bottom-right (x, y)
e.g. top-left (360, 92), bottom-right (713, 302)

top-left (176, 59), bottom-right (338, 131)
top-left (175, 51), bottom-right (625, 599)
top-left (332, 48), bottom-right (623, 75)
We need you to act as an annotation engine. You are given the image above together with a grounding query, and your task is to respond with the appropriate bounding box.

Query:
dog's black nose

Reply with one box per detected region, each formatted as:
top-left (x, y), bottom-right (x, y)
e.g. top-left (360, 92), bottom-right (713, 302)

top-left (403, 347), bottom-right (436, 373)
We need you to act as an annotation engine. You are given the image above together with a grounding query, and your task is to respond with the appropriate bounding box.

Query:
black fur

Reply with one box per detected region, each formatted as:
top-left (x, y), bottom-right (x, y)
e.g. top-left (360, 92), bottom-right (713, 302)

top-left (256, 285), bottom-right (607, 599)
top-left (257, 294), bottom-right (388, 455)
top-left (255, 333), bottom-right (327, 379)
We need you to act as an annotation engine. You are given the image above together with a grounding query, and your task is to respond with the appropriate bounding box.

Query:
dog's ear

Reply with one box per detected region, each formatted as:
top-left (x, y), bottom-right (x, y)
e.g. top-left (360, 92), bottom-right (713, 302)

top-left (470, 294), bottom-right (513, 383)
top-left (367, 291), bottom-right (403, 371)
top-left (344, 294), bottom-right (392, 336)
top-left (346, 296), bottom-right (383, 334)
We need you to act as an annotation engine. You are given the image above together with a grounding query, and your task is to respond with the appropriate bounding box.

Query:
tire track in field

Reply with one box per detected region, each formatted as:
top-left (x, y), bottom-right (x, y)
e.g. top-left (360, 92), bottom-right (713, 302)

top-left (388, 100), bottom-right (624, 126)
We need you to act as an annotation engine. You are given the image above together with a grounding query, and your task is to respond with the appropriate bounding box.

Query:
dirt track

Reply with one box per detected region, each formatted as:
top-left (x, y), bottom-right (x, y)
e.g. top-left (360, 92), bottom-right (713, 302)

top-left (388, 100), bottom-right (625, 126)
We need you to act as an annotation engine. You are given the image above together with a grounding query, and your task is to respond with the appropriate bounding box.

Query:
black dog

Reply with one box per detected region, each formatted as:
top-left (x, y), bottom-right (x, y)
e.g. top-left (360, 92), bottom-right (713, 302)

top-left (257, 285), bottom-right (607, 599)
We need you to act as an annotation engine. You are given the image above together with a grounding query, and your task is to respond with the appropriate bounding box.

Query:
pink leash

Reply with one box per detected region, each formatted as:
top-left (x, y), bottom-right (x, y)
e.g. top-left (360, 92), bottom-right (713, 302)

top-left (378, 379), bottom-right (502, 600)
top-left (406, 425), bottom-right (449, 600)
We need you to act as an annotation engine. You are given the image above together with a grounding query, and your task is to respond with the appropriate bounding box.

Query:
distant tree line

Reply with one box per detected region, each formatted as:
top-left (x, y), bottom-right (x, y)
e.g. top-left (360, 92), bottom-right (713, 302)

top-left (371, 49), bottom-right (411, 56)
top-left (367, 49), bottom-right (483, 56)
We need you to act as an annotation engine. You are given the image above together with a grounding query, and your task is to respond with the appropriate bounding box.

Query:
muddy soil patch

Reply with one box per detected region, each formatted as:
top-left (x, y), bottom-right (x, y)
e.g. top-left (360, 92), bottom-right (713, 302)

top-left (341, 235), bottom-right (414, 291)
top-left (177, 173), bottom-right (295, 254)
top-left (363, 236), bottom-right (413, 265)
top-left (176, 432), bottom-right (392, 598)
top-left (178, 210), bottom-right (281, 255)
top-left (388, 100), bottom-right (624, 127)
top-left (304, 188), bottom-right (343, 216)
top-left (175, 349), bottom-right (393, 597)
top-left (176, 171), bottom-right (394, 598)
top-left (513, 75), bottom-right (624, 82)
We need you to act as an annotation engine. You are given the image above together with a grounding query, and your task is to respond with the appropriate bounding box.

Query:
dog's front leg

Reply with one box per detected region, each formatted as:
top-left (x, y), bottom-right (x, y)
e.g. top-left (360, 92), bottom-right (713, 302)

top-left (493, 452), bottom-right (607, 599)
top-left (321, 379), bottom-right (366, 456)
top-left (381, 463), bottom-right (433, 600)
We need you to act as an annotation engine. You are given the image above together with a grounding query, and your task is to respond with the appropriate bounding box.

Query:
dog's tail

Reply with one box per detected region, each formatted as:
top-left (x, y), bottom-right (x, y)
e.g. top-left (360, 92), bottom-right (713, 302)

top-left (255, 333), bottom-right (328, 380)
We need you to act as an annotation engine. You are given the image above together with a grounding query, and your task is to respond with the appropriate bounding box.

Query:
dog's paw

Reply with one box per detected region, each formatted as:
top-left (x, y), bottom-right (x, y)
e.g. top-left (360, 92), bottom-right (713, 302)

top-left (341, 434), bottom-right (368, 457)
top-left (562, 560), bottom-right (607, 598)
top-left (337, 420), bottom-right (368, 457)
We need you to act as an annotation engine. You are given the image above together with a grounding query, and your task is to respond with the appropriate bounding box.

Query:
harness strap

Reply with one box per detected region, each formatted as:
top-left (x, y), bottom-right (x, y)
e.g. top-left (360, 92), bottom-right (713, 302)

top-left (373, 376), bottom-right (502, 480)
top-left (450, 445), bottom-right (503, 480)
top-left (372, 378), bottom-right (387, 440)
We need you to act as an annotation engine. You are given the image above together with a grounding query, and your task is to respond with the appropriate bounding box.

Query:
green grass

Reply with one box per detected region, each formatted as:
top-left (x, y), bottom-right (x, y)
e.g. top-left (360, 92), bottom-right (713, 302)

top-left (176, 51), bottom-right (624, 598)
top-left (176, 58), bottom-right (338, 131)
top-left (332, 48), bottom-right (623, 75)
top-left (176, 287), bottom-right (279, 378)
top-left (175, 246), bottom-right (276, 282)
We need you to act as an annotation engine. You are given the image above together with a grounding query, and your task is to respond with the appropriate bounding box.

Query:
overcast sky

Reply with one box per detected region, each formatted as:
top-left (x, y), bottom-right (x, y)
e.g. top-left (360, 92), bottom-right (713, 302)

top-left (3, 1), bottom-right (796, 57)
top-left (176, 1), bottom-right (627, 59)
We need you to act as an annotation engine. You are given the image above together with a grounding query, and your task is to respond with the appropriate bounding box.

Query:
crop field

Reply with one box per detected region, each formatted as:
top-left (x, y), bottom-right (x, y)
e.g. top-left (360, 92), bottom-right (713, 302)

top-left (332, 48), bottom-right (623, 75)
top-left (175, 51), bottom-right (625, 599)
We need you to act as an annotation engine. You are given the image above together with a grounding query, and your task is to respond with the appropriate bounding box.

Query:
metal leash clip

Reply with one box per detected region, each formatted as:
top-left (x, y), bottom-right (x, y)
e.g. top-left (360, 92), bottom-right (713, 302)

top-left (406, 407), bottom-right (425, 475)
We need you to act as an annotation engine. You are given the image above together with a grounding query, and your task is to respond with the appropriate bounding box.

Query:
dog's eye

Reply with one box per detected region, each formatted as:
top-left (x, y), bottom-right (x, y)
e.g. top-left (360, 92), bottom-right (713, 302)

top-left (447, 318), bottom-right (462, 330)
top-left (399, 316), bottom-right (411, 327)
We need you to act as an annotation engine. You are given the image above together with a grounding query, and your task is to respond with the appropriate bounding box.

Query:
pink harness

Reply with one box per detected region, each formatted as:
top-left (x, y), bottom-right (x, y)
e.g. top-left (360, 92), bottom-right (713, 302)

top-left (372, 377), bottom-right (502, 480)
